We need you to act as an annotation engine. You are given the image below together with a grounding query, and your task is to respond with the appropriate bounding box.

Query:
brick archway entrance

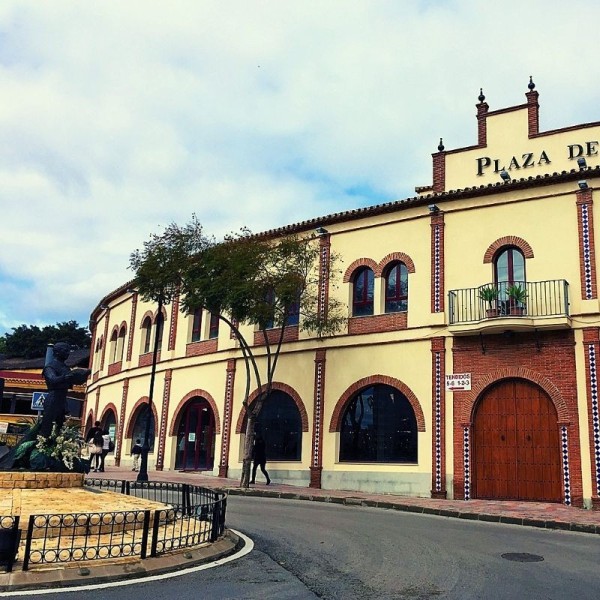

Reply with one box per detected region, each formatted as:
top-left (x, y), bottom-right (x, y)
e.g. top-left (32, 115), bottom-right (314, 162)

top-left (473, 378), bottom-right (562, 502)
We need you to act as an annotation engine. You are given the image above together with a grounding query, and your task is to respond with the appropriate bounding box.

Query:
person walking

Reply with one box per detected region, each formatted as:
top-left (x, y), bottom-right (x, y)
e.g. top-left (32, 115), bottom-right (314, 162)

top-left (99, 429), bottom-right (111, 472)
top-left (131, 438), bottom-right (142, 471)
top-left (250, 433), bottom-right (270, 485)
top-left (92, 429), bottom-right (104, 472)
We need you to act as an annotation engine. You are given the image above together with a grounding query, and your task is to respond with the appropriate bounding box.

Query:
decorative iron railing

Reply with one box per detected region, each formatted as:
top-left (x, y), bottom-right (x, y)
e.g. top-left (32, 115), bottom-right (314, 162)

top-left (448, 280), bottom-right (569, 325)
top-left (1, 480), bottom-right (226, 572)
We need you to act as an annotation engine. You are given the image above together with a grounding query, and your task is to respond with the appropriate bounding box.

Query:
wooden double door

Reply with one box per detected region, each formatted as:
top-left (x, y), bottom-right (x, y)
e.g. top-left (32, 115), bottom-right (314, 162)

top-left (473, 379), bottom-right (562, 502)
top-left (175, 398), bottom-right (215, 471)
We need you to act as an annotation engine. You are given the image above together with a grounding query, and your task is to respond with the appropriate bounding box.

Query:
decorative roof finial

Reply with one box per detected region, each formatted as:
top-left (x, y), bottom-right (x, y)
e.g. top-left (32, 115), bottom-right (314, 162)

top-left (438, 138), bottom-right (445, 152)
top-left (478, 88), bottom-right (485, 103)
top-left (528, 76), bottom-right (535, 91)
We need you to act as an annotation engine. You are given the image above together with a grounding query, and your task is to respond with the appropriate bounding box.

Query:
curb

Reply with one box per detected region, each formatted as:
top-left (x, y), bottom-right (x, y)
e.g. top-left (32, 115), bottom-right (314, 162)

top-left (0, 530), bottom-right (243, 592)
top-left (223, 487), bottom-right (600, 535)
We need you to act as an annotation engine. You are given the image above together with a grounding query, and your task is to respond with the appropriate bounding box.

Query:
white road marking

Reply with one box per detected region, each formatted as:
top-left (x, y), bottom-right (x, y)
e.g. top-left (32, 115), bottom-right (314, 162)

top-left (0, 529), bottom-right (253, 597)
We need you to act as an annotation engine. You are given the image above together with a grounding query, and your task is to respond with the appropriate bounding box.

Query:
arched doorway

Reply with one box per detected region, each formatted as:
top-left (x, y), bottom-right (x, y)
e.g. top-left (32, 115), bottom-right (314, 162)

top-left (175, 398), bottom-right (215, 471)
top-left (473, 379), bottom-right (562, 502)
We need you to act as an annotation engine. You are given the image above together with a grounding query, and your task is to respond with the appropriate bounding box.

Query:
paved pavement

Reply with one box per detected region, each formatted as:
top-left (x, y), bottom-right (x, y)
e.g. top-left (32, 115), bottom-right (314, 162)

top-left (2, 465), bottom-right (600, 592)
top-left (99, 465), bottom-right (600, 534)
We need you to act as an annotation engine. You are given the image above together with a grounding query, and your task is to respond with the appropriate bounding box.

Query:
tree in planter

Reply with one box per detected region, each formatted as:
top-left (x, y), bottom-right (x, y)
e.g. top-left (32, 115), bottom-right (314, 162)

top-left (506, 283), bottom-right (527, 315)
top-left (478, 285), bottom-right (499, 317)
top-left (129, 217), bottom-right (209, 481)
top-left (177, 227), bottom-right (347, 488)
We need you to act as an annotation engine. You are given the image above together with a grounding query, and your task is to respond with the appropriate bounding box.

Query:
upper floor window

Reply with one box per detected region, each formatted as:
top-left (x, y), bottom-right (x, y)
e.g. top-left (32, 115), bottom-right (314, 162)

top-left (191, 308), bottom-right (202, 342)
top-left (142, 317), bottom-right (152, 354)
top-left (117, 326), bottom-right (126, 361)
top-left (352, 267), bottom-right (374, 316)
top-left (384, 261), bottom-right (408, 313)
top-left (110, 329), bottom-right (118, 363)
top-left (495, 246), bottom-right (525, 286)
top-left (155, 313), bottom-right (164, 351)
top-left (209, 313), bottom-right (220, 339)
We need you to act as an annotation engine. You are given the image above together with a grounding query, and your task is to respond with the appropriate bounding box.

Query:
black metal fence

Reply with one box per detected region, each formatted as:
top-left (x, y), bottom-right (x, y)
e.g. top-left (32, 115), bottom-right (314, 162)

top-left (448, 279), bottom-right (569, 325)
top-left (1, 480), bottom-right (227, 572)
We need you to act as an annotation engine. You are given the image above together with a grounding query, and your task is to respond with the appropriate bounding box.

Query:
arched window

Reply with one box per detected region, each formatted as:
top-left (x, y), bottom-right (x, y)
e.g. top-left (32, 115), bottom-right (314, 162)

top-left (155, 312), bottom-right (164, 351)
top-left (352, 267), bottom-right (374, 316)
top-left (110, 329), bottom-right (118, 363)
top-left (384, 261), bottom-right (408, 313)
top-left (255, 390), bottom-right (302, 461)
top-left (209, 312), bottom-right (220, 339)
top-left (191, 308), bottom-right (202, 342)
top-left (340, 384), bottom-right (418, 463)
top-left (117, 326), bottom-right (126, 361)
top-left (102, 409), bottom-right (117, 453)
top-left (495, 246), bottom-right (525, 286)
top-left (131, 406), bottom-right (155, 452)
top-left (141, 317), bottom-right (152, 354)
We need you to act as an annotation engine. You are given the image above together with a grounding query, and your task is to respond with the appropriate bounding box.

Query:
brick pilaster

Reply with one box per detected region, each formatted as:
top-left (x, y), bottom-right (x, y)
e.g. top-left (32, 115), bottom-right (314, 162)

top-left (430, 212), bottom-right (445, 313)
top-left (115, 378), bottom-right (129, 467)
top-left (526, 88), bottom-right (539, 137)
top-left (583, 327), bottom-right (600, 507)
top-left (477, 100), bottom-right (489, 147)
top-left (577, 188), bottom-right (597, 300)
top-left (310, 349), bottom-right (327, 488)
top-left (99, 309), bottom-right (110, 371)
top-left (126, 292), bottom-right (138, 362)
top-left (431, 337), bottom-right (447, 498)
top-left (317, 234), bottom-right (331, 320)
top-left (168, 295), bottom-right (179, 351)
top-left (432, 152), bottom-right (445, 193)
top-left (219, 359), bottom-right (237, 477)
top-left (156, 369), bottom-right (173, 471)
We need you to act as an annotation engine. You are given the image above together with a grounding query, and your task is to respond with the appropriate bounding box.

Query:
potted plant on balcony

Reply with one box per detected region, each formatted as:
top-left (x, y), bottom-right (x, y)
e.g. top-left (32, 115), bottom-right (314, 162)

top-left (478, 285), bottom-right (500, 318)
top-left (506, 283), bottom-right (527, 316)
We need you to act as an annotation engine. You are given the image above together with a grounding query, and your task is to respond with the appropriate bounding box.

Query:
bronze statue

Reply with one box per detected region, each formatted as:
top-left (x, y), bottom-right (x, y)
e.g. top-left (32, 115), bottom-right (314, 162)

top-left (39, 342), bottom-right (91, 438)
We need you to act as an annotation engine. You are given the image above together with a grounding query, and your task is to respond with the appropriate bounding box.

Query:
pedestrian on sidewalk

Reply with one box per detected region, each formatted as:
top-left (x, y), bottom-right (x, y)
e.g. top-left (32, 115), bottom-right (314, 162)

top-left (99, 429), bottom-right (111, 472)
top-left (250, 433), bottom-right (270, 485)
top-left (91, 429), bottom-right (104, 472)
top-left (131, 438), bottom-right (142, 471)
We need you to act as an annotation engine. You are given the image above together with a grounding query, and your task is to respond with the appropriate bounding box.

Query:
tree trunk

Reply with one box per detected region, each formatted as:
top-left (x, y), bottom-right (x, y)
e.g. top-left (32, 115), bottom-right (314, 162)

top-left (240, 412), bottom-right (256, 488)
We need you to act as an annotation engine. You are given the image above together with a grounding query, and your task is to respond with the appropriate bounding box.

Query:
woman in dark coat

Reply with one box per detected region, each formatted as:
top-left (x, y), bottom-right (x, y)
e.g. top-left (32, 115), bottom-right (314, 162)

top-left (250, 434), bottom-right (271, 485)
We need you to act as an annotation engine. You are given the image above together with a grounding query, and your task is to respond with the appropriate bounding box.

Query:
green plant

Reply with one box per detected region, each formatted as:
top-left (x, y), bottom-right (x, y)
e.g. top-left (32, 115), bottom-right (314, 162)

top-left (506, 283), bottom-right (527, 305)
top-left (36, 423), bottom-right (82, 471)
top-left (478, 285), bottom-right (499, 308)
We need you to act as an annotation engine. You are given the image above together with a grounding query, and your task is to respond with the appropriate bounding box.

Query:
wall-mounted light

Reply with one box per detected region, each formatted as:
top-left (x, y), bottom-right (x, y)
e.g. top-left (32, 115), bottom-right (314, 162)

top-left (577, 157), bottom-right (587, 170)
top-left (500, 170), bottom-right (511, 182)
top-left (126, 288), bottom-right (137, 294)
top-left (578, 180), bottom-right (589, 190)
top-left (428, 204), bottom-right (440, 213)
top-left (99, 303), bottom-right (109, 310)
top-left (315, 226), bottom-right (328, 236)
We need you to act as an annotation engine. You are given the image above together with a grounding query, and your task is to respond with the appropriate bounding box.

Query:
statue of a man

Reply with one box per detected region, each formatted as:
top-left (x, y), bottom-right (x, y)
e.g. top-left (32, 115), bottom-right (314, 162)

top-left (39, 342), bottom-right (91, 438)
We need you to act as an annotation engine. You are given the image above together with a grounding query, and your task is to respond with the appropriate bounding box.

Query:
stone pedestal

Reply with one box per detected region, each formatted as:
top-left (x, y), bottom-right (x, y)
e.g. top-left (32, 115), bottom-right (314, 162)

top-left (0, 472), bottom-right (84, 490)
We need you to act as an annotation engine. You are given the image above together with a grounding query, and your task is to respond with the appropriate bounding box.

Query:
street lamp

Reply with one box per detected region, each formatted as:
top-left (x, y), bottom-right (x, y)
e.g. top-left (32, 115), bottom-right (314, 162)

top-left (137, 298), bottom-right (163, 482)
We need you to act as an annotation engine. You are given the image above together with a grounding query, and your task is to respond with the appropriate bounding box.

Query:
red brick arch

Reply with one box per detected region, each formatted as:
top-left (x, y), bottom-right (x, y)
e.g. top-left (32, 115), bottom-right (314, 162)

top-left (461, 368), bottom-right (569, 424)
top-left (100, 402), bottom-right (119, 427)
top-left (343, 258), bottom-right (379, 283)
top-left (329, 375), bottom-right (426, 432)
top-left (235, 382), bottom-right (309, 434)
top-left (168, 389), bottom-right (221, 435)
top-left (376, 252), bottom-right (416, 277)
top-left (125, 396), bottom-right (159, 438)
top-left (139, 311), bottom-right (154, 327)
top-left (483, 236), bottom-right (534, 263)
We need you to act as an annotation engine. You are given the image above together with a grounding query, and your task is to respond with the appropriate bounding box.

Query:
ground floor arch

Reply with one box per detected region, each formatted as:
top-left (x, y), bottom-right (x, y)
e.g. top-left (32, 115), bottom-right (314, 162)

top-left (472, 378), bottom-right (562, 502)
top-left (174, 396), bottom-right (216, 471)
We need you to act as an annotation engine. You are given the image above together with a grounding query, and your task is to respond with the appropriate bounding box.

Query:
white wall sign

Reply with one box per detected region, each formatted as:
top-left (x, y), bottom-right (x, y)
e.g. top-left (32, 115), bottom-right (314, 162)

top-left (445, 373), bottom-right (471, 391)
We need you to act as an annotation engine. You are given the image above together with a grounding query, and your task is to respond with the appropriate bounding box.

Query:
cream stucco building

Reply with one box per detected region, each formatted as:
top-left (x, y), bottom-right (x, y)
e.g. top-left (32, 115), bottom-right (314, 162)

top-left (86, 80), bottom-right (600, 508)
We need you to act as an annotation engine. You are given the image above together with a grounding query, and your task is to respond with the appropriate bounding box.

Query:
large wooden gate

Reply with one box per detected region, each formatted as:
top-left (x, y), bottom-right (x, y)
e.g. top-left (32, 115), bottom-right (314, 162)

top-left (473, 379), bottom-right (562, 502)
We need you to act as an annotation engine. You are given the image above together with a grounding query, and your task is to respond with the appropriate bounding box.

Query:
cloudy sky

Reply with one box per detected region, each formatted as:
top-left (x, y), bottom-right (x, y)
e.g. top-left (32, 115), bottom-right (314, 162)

top-left (1, 0), bottom-right (599, 336)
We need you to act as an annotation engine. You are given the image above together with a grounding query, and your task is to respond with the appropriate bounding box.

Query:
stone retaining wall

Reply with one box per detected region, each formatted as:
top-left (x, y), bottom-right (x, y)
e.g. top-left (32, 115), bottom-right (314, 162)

top-left (0, 471), bottom-right (84, 489)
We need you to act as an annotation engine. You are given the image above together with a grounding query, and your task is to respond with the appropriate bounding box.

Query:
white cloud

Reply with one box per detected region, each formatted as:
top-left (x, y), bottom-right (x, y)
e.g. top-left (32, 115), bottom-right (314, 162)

top-left (1, 0), bottom-right (600, 335)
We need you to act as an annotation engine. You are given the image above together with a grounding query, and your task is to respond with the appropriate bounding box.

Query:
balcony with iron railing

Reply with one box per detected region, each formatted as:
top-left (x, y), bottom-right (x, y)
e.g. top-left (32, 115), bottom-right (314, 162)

top-left (448, 280), bottom-right (571, 335)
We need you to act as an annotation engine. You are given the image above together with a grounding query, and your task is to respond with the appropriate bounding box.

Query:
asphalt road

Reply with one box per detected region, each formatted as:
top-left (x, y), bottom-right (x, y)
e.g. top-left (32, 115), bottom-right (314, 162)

top-left (13, 496), bottom-right (600, 599)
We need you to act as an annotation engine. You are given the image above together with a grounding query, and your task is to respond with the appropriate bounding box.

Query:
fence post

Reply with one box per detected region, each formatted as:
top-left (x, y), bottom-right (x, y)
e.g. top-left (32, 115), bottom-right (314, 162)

top-left (210, 502), bottom-right (220, 542)
top-left (22, 515), bottom-right (36, 571)
top-left (150, 509), bottom-right (161, 557)
top-left (140, 511), bottom-right (151, 559)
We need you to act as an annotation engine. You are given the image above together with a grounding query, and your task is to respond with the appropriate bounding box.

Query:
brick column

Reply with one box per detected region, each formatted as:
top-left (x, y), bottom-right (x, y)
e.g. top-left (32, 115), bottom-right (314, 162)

top-left (219, 359), bottom-right (237, 477)
top-left (168, 295), bottom-right (179, 351)
top-left (93, 388), bottom-right (100, 424)
top-left (431, 337), bottom-right (447, 498)
top-left (310, 349), bottom-right (327, 488)
top-left (432, 151), bottom-right (445, 193)
top-left (430, 211), bottom-right (445, 313)
top-left (476, 97), bottom-right (489, 147)
top-left (99, 308), bottom-right (110, 371)
top-left (317, 233), bottom-right (331, 320)
top-left (115, 378), bottom-right (129, 467)
top-left (126, 292), bottom-right (138, 361)
top-left (155, 369), bottom-right (173, 471)
top-left (577, 188), bottom-right (597, 300)
top-left (526, 86), bottom-right (539, 137)
top-left (583, 327), bottom-right (600, 508)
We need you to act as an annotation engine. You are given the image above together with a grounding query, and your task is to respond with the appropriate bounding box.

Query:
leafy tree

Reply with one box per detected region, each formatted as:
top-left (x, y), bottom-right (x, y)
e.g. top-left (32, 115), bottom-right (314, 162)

top-left (1, 321), bottom-right (91, 359)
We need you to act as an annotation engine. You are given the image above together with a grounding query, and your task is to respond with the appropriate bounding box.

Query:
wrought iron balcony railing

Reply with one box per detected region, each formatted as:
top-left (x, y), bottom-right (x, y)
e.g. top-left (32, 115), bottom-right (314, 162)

top-left (448, 280), bottom-right (569, 325)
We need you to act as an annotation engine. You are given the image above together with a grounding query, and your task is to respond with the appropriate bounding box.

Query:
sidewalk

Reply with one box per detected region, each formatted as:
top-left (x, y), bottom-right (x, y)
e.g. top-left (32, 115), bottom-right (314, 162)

top-left (98, 465), bottom-right (600, 535)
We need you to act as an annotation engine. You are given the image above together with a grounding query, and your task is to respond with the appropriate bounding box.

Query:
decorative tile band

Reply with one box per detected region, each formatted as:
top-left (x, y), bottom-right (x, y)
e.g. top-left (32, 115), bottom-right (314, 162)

top-left (581, 203), bottom-right (593, 299)
top-left (220, 370), bottom-right (234, 467)
top-left (463, 426), bottom-right (471, 501)
top-left (588, 344), bottom-right (600, 493)
top-left (561, 425), bottom-right (572, 506)
top-left (434, 352), bottom-right (442, 492)
top-left (433, 225), bottom-right (441, 312)
top-left (312, 361), bottom-right (324, 468)
top-left (318, 240), bottom-right (330, 319)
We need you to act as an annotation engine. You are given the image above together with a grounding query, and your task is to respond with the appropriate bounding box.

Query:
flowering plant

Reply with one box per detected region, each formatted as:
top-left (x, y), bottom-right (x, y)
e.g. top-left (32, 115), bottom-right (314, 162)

top-left (36, 423), bottom-right (82, 471)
